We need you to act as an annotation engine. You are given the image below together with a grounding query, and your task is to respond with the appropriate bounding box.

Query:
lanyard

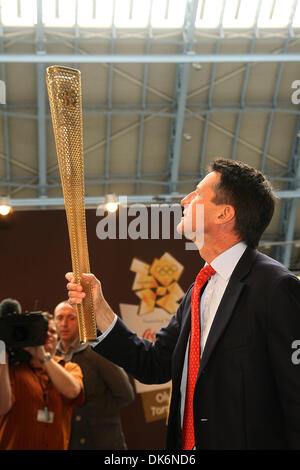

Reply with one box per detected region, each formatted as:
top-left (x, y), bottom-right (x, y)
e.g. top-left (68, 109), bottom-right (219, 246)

top-left (28, 365), bottom-right (51, 406)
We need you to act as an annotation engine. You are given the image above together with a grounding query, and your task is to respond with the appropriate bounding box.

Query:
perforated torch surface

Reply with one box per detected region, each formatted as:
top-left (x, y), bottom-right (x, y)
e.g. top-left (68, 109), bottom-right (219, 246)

top-left (46, 65), bottom-right (97, 343)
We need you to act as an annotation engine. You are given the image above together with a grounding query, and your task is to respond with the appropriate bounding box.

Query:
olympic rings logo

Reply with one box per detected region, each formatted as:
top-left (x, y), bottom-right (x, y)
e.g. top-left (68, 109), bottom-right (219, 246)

top-left (153, 264), bottom-right (178, 277)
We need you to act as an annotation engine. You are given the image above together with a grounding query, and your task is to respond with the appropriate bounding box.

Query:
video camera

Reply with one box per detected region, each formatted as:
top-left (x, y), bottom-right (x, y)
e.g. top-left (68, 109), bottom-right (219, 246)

top-left (0, 299), bottom-right (49, 364)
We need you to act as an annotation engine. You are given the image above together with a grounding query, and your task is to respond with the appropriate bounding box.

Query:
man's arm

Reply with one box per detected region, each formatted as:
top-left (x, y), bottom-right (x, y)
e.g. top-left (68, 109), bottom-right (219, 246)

top-left (0, 355), bottom-right (12, 416)
top-left (43, 358), bottom-right (82, 399)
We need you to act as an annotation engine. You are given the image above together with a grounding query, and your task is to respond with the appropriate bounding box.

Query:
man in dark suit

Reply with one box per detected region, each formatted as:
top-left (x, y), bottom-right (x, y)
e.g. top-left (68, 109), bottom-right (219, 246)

top-left (66, 158), bottom-right (300, 450)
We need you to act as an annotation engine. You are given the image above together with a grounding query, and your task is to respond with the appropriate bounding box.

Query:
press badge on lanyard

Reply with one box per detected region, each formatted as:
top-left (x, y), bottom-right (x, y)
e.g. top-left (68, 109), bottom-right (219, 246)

top-left (30, 366), bottom-right (55, 423)
top-left (37, 406), bottom-right (54, 423)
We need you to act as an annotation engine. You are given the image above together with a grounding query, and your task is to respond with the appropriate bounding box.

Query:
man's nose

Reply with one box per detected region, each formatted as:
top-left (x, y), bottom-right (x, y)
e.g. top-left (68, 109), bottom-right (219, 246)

top-left (181, 195), bottom-right (188, 207)
top-left (181, 191), bottom-right (194, 207)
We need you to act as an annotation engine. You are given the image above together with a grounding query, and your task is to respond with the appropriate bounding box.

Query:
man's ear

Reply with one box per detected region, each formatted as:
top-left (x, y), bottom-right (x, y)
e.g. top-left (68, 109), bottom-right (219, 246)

top-left (216, 205), bottom-right (235, 224)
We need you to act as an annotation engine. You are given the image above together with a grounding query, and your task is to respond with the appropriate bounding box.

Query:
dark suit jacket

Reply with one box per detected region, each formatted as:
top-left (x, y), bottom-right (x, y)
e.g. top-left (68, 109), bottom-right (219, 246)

top-left (94, 247), bottom-right (300, 449)
top-left (66, 346), bottom-right (134, 450)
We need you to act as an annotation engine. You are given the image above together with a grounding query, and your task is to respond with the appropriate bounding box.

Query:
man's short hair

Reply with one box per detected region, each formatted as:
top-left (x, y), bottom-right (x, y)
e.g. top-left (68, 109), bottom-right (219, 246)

top-left (209, 158), bottom-right (276, 248)
top-left (54, 301), bottom-right (75, 316)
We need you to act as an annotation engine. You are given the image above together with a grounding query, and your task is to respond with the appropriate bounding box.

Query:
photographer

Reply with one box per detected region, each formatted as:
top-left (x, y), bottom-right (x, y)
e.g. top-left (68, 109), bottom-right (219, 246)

top-left (0, 308), bottom-right (84, 450)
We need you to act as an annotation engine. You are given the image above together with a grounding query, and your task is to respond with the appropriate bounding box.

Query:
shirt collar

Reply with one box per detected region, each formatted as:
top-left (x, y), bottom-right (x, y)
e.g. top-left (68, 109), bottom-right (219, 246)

top-left (209, 241), bottom-right (247, 281)
top-left (56, 338), bottom-right (88, 356)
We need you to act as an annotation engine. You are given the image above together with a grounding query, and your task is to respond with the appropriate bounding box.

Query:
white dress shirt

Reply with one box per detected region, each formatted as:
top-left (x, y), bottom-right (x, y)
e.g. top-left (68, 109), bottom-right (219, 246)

top-left (199, 241), bottom-right (247, 356)
top-left (180, 241), bottom-right (247, 427)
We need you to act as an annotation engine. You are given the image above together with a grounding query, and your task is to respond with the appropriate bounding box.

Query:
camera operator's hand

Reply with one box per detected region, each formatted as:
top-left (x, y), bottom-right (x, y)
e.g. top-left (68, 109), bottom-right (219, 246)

top-left (66, 272), bottom-right (116, 333)
top-left (24, 345), bottom-right (50, 363)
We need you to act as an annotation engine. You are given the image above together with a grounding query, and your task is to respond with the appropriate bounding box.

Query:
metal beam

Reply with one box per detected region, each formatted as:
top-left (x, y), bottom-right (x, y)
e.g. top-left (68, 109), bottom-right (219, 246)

top-left (276, 189), bottom-right (300, 199)
top-left (231, 0), bottom-right (262, 160)
top-left (200, 0), bottom-right (226, 173)
top-left (10, 195), bottom-right (181, 208)
top-left (36, 63), bottom-right (47, 196)
top-left (200, 36), bottom-right (223, 172)
top-left (282, 197), bottom-right (300, 267)
top-left (136, 2), bottom-right (153, 195)
top-left (1, 105), bottom-right (300, 120)
top-left (36, 0), bottom-right (47, 199)
top-left (273, 107), bottom-right (300, 267)
top-left (8, 187), bottom-right (300, 209)
top-left (260, 0), bottom-right (298, 172)
top-left (168, 64), bottom-right (191, 192)
top-left (282, 145), bottom-right (300, 267)
top-left (1, 53), bottom-right (300, 63)
top-left (2, 29), bottom-right (300, 45)
top-left (0, 15), bottom-right (11, 198)
top-left (104, 3), bottom-right (116, 196)
top-left (168, 0), bottom-right (199, 193)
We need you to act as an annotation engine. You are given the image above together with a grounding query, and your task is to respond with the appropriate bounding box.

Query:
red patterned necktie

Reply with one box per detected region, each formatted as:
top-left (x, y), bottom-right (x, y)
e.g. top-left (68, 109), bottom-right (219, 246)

top-left (182, 264), bottom-right (216, 450)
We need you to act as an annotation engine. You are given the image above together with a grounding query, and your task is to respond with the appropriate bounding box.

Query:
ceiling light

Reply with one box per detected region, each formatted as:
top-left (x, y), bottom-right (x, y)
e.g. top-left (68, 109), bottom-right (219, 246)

top-left (105, 194), bottom-right (119, 213)
top-left (0, 197), bottom-right (12, 216)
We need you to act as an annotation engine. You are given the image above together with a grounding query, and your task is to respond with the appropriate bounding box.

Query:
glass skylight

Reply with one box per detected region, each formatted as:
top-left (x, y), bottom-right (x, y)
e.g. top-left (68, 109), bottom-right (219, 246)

top-left (43, 0), bottom-right (76, 27)
top-left (0, 0), bottom-right (298, 30)
top-left (257, 0), bottom-right (294, 28)
top-left (113, 0), bottom-right (150, 28)
top-left (196, 0), bottom-right (296, 29)
top-left (77, 0), bottom-right (114, 28)
top-left (222, 0), bottom-right (261, 29)
top-left (151, 0), bottom-right (187, 29)
top-left (0, 0), bottom-right (37, 26)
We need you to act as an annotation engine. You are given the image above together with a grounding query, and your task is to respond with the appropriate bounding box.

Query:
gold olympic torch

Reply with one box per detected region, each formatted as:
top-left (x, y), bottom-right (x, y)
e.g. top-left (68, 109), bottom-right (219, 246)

top-left (46, 65), bottom-right (97, 343)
